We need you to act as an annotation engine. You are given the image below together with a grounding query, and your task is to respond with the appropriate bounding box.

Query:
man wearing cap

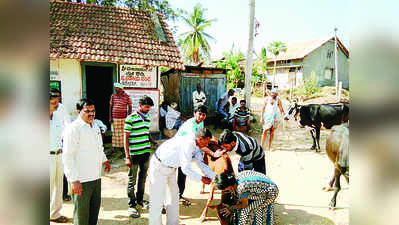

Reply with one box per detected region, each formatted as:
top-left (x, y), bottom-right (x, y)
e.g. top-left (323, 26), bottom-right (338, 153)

top-left (216, 89), bottom-right (235, 122)
top-left (109, 83), bottom-right (132, 154)
top-left (261, 88), bottom-right (284, 151)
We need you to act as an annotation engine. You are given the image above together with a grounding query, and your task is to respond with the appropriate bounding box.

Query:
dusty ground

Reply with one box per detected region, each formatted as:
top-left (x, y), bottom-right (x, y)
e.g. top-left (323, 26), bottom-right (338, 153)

top-left (53, 97), bottom-right (349, 225)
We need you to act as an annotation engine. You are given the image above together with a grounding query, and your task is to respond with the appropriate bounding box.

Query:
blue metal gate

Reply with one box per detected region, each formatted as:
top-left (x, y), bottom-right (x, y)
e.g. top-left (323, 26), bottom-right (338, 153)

top-left (179, 74), bottom-right (226, 117)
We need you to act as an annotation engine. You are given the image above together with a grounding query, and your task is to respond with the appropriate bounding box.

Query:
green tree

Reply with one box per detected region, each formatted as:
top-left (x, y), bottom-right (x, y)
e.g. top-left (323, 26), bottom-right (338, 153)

top-left (267, 41), bottom-right (287, 88)
top-left (179, 3), bottom-right (216, 64)
top-left (255, 47), bottom-right (269, 96)
top-left (216, 46), bottom-right (245, 89)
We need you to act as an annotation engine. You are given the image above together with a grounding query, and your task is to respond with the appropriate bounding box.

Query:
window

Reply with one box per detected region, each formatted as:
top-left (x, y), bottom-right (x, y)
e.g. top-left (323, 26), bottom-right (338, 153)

top-left (325, 69), bottom-right (333, 80)
top-left (327, 50), bottom-right (333, 59)
top-left (289, 67), bottom-right (296, 72)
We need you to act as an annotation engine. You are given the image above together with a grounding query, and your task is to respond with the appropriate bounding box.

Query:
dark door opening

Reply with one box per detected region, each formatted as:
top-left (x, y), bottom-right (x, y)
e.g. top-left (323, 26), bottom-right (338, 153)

top-left (85, 65), bottom-right (114, 129)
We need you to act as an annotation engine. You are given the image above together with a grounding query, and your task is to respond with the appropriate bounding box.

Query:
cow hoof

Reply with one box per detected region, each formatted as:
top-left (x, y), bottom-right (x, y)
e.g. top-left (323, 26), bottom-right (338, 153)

top-left (329, 200), bottom-right (337, 209)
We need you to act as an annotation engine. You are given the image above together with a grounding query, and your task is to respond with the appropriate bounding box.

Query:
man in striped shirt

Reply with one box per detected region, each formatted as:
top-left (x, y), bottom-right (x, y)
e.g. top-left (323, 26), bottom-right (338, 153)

top-left (123, 95), bottom-right (157, 218)
top-left (218, 129), bottom-right (266, 175)
top-left (232, 99), bottom-right (251, 133)
top-left (110, 83), bottom-right (132, 153)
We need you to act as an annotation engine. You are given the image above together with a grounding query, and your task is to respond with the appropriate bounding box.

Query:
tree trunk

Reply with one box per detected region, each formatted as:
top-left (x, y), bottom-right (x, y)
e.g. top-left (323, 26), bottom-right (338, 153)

top-left (262, 71), bottom-right (266, 97)
top-left (272, 57), bottom-right (277, 88)
top-left (244, 0), bottom-right (255, 108)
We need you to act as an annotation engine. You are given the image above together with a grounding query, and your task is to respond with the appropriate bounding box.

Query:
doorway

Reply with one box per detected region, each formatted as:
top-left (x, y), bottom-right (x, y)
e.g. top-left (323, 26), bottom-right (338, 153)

top-left (84, 64), bottom-right (116, 129)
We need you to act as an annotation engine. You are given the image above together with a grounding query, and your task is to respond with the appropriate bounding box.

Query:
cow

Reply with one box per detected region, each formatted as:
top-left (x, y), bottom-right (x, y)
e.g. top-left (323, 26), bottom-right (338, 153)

top-left (324, 123), bottom-right (349, 208)
top-left (200, 141), bottom-right (234, 224)
top-left (284, 101), bottom-right (349, 151)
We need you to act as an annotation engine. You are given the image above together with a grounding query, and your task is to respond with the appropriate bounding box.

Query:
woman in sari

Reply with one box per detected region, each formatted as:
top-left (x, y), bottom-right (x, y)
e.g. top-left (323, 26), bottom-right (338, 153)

top-left (214, 170), bottom-right (278, 225)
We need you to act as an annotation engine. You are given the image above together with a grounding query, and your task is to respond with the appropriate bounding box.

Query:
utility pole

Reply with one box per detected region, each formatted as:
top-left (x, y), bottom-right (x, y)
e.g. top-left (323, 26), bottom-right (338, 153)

top-left (334, 27), bottom-right (339, 96)
top-left (244, 0), bottom-right (255, 108)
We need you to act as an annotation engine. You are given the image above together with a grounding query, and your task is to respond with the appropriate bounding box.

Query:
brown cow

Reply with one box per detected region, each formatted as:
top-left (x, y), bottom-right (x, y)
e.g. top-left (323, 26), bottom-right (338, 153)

top-left (324, 123), bottom-right (349, 208)
top-left (200, 141), bottom-right (235, 224)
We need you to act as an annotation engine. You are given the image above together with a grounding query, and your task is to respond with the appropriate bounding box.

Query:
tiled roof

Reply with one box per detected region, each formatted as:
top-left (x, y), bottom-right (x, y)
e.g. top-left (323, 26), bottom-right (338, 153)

top-left (267, 36), bottom-right (349, 62)
top-left (49, 1), bottom-right (184, 70)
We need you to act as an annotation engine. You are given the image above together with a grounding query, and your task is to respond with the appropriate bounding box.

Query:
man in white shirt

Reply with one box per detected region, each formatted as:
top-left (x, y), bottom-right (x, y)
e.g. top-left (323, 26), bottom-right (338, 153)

top-left (149, 128), bottom-right (215, 225)
top-left (165, 102), bottom-right (186, 130)
top-left (51, 88), bottom-right (71, 126)
top-left (63, 98), bottom-right (111, 225)
top-left (174, 105), bottom-right (224, 205)
top-left (51, 88), bottom-right (72, 201)
top-left (50, 93), bottom-right (68, 223)
top-left (216, 89), bottom-right (235, 120)
top-left (228, 97), bottom-right (240, 121)
top-left (192, 83), bottom-right (207, 109)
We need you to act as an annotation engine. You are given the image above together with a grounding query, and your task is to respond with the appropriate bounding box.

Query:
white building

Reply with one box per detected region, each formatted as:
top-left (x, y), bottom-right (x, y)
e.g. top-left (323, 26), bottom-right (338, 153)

top-left (49, 1), bottom-right (184, 131)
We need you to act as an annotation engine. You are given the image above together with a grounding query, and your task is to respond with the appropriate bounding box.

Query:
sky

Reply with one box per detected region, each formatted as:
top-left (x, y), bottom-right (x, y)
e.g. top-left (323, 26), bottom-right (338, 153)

top-left (168, 0), bottom-right (351, 60)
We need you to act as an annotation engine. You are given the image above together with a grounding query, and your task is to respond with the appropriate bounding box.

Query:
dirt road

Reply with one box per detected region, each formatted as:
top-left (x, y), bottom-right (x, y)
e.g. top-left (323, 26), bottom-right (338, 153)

top-left (53, 117), bottom-right (349, 225)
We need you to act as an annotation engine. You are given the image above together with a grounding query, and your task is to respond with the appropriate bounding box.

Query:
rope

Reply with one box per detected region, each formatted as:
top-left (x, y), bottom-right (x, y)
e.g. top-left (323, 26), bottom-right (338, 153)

top-left (275, 202), bottom-right (350, 210)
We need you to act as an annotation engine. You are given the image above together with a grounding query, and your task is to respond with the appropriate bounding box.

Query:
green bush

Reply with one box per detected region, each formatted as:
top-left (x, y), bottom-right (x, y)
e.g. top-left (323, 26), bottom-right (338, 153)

top-left (303, 71), bottom-right (321, 96)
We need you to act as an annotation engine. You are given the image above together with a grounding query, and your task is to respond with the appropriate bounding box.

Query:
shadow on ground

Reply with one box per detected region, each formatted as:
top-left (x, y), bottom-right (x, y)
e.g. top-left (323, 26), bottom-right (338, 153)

top-left (275, 203), bottom-right (335, 225)
top-left (179, 198), bottom-right (219, 221)
top-left (98, 217), bottom-right (149, 225)
top-left (101, 197), bottom-right (129, 211)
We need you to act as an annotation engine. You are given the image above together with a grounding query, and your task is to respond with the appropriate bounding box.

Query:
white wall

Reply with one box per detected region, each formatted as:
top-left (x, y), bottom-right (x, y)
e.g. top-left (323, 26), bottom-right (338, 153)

top-left (266, 71), bottom-right (289, 90)
top-left (50, 59), bottom-right (82, 119)
top-left (266, 70), bottom-right (304, 90)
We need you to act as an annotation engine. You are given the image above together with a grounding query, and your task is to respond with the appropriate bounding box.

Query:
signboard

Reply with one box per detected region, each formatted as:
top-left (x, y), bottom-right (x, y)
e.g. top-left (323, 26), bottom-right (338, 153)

top-left (125, 89), bottom-right (160, 132)
top-left (120, 65), bottom-right (157, 88)
top-left (50, 81), bottom-right (61, 91)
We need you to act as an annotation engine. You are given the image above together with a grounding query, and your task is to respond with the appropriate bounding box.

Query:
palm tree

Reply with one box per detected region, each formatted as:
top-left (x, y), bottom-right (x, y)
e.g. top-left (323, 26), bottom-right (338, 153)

top-left (267, 41), bottom-right (287, 88)
top-left (179, 3), bottom-right (216, 64)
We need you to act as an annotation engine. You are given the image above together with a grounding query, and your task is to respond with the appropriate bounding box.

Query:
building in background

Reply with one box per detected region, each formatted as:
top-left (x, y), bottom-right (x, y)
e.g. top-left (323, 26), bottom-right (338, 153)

top-left (266, 36), bottom-right (349, 90)
top-left (49, 1), bottom-right (184, 132)
top-left (161, 65), bottom-right (227, 117)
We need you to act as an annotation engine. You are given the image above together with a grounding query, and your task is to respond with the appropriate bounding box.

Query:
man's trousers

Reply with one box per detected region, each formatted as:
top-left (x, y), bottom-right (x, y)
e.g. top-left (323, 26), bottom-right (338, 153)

top-left (128, 152), bottom-right (150, 208)
top-left (50, 154), bottom-right (64, 220)
top-left (72, 179), bottom-right (101, 225)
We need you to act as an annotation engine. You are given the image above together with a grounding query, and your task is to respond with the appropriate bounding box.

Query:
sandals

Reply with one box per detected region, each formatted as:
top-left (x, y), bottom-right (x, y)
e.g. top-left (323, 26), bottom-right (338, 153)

top-left (179, 197), bottom-right (191, 206)
top-left (50, 216), bottom-right (68, 223)
top-left (128, 207), bottom-right (140, 218)
top-left (63, 195), bottom-right (71, 201)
